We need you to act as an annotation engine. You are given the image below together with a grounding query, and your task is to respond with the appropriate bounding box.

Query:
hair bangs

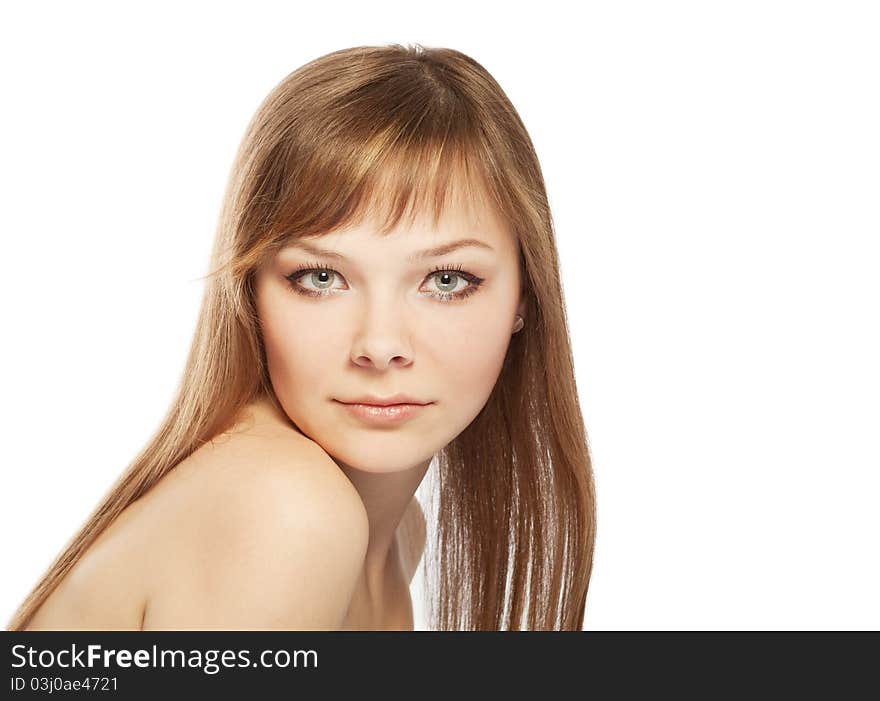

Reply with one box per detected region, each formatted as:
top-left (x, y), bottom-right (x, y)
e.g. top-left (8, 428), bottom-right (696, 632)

top-left (339, 139), bottom-right (494, 239)
top-left (274, 140), bottom-right (495, 255)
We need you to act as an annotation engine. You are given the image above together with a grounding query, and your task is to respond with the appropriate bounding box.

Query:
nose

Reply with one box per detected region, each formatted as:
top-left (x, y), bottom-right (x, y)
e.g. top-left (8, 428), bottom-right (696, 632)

top-left (350, 298), bottom-right (414, 370)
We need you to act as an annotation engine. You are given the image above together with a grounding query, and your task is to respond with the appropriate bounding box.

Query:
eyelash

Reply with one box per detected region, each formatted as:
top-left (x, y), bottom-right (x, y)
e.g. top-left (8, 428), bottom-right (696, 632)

top-left (284, 261), bottom-right (485, 303)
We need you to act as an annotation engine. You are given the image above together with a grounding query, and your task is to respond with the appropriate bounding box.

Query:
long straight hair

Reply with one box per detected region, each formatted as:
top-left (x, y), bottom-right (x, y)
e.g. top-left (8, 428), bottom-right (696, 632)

top-left (8, 43), bottom-right (596, 631)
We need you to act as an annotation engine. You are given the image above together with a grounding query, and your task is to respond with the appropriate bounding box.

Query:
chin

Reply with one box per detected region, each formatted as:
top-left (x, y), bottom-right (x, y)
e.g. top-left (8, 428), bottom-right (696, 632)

top-left (320, 440), bottom-right (436, 475)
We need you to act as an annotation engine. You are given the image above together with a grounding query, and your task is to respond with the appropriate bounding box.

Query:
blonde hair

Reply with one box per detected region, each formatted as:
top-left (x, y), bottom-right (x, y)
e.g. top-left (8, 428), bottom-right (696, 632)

top-left (9, 43), bottom-right (596, 631)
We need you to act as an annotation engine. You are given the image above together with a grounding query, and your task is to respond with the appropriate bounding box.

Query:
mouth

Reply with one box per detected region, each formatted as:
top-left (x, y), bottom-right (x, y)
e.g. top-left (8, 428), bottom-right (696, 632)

top-left (333, 399), bottom-right (431, 425)
top-left (336, 393), bottom-right (432, 407)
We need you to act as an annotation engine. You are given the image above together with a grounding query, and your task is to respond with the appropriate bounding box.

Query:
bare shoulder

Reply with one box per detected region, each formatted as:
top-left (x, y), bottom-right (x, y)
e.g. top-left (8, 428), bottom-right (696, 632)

top-left (141, 402), bottom-right (369, 630)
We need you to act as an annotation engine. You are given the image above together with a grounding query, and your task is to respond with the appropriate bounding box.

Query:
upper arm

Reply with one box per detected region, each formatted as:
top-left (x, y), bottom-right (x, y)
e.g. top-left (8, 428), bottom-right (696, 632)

top-left (144, 441), bottom-right (369, 630)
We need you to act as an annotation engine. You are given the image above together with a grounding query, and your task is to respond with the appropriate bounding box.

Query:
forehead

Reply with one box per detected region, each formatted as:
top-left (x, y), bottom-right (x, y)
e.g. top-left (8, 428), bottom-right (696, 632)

top-left (285, 175), bottom-right (516, 258)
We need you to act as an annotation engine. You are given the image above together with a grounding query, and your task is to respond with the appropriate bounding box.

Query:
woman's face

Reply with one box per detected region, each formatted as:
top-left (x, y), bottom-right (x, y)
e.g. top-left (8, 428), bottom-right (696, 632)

top-left (254, 191), bottom-right (525, 474)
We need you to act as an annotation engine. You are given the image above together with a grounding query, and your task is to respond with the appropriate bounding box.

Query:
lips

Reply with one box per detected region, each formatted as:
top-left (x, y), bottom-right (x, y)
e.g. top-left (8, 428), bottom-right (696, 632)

top-left (337, 400), bottom-right (429, 425)
top-left (337, 393), bottom-right (430, 407)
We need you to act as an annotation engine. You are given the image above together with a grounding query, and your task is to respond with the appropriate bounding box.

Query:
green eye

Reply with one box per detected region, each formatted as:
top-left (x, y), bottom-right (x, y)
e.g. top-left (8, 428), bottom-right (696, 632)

top-left (284, 262), bottom-right (485, 302)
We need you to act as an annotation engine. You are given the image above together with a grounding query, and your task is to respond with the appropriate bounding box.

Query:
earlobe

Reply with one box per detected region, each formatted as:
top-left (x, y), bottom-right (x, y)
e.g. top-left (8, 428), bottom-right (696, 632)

top-left (511, 297), bottom-right (526, 334)
top-left (512, 315), bottom-right (524, 334)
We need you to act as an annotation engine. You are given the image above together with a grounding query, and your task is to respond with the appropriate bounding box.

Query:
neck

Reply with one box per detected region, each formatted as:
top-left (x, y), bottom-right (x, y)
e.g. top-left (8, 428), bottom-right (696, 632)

top-left (332, 456), bottom-right (430, 597)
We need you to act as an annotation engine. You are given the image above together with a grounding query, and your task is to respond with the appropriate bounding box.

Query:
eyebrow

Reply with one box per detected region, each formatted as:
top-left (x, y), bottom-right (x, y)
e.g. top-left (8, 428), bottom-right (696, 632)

top-left (282, 237), bottom-right (495, 262)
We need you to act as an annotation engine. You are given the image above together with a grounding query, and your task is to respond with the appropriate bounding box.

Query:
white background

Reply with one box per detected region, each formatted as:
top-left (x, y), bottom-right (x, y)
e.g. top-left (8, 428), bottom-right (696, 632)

top-left (2, 1), bottom-right (878, 630)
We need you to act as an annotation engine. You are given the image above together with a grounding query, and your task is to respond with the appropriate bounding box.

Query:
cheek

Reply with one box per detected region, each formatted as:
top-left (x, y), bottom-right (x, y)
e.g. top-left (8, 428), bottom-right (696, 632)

top-left (438, 315), bottom-right (512, 403)
top-left (258, 295), bottom-right (345, 405)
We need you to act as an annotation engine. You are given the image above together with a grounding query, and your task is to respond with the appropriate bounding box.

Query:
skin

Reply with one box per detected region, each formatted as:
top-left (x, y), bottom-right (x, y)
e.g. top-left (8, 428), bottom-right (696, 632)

top-left (21, 183), bottom-right (525, 631)
top-left (22, 403), bottom-right (424, 630)
top-left (254, 184), bottom-right (526, 612)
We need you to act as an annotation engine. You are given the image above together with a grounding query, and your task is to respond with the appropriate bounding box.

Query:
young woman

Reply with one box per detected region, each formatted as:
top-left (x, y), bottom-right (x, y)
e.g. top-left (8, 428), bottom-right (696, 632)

top-left (8, 43), bottom-right (596, 631)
